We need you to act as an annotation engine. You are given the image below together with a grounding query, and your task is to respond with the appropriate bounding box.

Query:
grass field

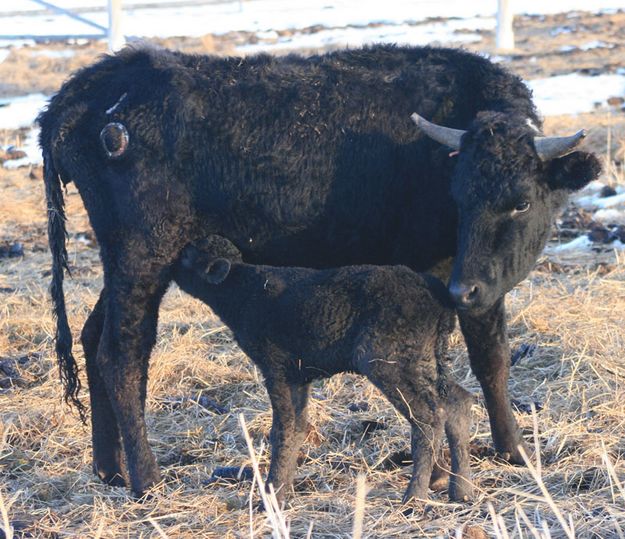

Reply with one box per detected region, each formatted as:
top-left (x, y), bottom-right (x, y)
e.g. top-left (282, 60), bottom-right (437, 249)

top-left (1, 172), bottom-right (624, 537)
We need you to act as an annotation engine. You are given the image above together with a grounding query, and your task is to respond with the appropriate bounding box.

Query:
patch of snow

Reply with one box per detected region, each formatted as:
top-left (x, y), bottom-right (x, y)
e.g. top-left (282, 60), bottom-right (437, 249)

top-left (0, 94), bottom-right (48, 130)
top-left (558, 45), bottom-right (576, 52)
top-left (0, 39), bottom-right (36, 48)
top-left (527, 73), bottom-right (625, 116)
top-left (580, 40), bottom-right (614, 51)
top-left (546, 234), bottom-right (592, 253)
top-left (1, 0), bottom-right (624, 41)
top-left (2, 128), bottom-right (42, 169)
top-left (0, 50), bottom-right (9, 63)
top-left (551, 26), bottom-right (575, 36)
top-left (593, 208), bottom-right (625, 225)
top-left (546, 235), bottom-right (625, 256)
top-left (578, 192), bottom-right (625, 210)
top-left (238, 18), bottom-right (493, 54)
top-left (29, 49), bottom-right (76, 59)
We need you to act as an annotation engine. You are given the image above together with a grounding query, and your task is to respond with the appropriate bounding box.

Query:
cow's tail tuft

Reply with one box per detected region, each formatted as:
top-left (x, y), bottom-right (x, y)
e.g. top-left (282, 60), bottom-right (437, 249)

top-left (42, 146), bottom-right (88, 424)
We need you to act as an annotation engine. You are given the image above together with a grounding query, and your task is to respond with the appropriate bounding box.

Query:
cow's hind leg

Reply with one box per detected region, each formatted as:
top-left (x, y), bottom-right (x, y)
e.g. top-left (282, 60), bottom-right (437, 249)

top-left (96, 272), bottom-right (169, 497)
top-left (81, 288), bottom-right (125, 486)
top-left (459, 298), bottom-right (527, 464)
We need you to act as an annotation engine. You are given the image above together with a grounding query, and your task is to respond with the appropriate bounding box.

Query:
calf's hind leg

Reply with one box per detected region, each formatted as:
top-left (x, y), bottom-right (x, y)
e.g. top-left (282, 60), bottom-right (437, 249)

top-left (361, 355), bottom-right (444, 502)
top-left (445, 383), bottom-right (473, 502)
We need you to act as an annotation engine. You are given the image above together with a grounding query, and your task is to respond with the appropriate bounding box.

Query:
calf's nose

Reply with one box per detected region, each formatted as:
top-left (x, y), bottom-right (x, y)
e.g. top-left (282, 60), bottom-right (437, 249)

top-left (449, 281), bottom-right (481, 309)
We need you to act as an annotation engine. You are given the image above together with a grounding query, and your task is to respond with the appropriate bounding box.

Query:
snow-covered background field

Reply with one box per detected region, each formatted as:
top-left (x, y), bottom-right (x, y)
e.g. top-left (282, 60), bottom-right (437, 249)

top-left (2, 0), bottom-right (624, 257)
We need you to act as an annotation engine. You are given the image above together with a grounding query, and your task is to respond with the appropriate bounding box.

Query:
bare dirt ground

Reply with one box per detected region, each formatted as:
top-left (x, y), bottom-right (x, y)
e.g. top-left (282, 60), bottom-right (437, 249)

top-left (1, 8), bottom-right (624, 539)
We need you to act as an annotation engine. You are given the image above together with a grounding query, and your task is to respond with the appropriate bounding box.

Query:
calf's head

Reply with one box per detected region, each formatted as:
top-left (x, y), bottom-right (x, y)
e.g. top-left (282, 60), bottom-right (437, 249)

top-left (413, 111), bottom-right (601, 312)
top-left (181, 235), bottom-right (243, 284)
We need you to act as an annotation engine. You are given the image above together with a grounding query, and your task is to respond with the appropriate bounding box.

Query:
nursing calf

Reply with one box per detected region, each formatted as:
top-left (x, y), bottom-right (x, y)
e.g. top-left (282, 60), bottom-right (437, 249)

top-left (174, 236), bottom-right (473, 504)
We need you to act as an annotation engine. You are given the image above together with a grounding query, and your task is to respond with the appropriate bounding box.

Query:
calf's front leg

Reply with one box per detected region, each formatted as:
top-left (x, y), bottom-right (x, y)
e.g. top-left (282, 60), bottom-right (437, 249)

top-left (265, 379), bottom-right (311, 505)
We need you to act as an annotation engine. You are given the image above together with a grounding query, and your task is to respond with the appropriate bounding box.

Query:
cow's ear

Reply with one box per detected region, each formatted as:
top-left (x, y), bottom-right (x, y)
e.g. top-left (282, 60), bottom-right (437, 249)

top-left (204, 258), bottom-right (231, 284)
top-left (546, 151), bottom-right (601, 192)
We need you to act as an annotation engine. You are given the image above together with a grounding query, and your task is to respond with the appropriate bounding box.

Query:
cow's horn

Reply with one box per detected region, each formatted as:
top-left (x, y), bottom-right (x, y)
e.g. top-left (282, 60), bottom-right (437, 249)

top-left (534, 130), bottom-right (586, 161)
top-left (411, 113), bottom-right (465, 150)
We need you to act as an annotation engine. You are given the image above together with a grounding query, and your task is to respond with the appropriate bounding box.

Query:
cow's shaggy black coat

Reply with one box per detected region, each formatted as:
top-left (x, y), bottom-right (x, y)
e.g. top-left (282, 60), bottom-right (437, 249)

top-left (175, 235), bottom-right (473, 503)
top-left (38, 44), bottom-right (601, 496)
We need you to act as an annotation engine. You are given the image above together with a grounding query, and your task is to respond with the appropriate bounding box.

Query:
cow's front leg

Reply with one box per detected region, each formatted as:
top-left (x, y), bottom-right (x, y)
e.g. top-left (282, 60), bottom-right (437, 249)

top-left (458, 297), bottom-right (527, 464)
top-left (81, 288), bottom-right (125, 486)
top-left (97, 272), bottom-right (169, 497)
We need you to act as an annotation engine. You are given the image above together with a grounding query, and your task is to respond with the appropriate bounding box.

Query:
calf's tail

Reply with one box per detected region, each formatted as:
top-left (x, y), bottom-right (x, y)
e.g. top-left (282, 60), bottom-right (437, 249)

top-left (42, 146), bottom-right (87, 423)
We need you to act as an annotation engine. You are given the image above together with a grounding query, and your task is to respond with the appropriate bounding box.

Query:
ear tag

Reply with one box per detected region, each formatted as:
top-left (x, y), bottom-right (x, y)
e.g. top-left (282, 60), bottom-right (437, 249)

top-left (100, 122), bottom-right (129, 159)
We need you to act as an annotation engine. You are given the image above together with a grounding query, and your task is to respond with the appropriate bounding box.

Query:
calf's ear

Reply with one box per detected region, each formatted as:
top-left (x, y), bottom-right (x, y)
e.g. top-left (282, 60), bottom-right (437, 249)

top-left (546, 151), bottom-right (601, 192)
top-left (205, 258), bottom-right (231, 284)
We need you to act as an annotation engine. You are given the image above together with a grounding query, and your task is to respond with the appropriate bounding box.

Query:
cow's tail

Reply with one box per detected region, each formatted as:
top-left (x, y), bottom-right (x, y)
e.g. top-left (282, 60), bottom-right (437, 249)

top-left (42, 145), bottom-right (88, 423)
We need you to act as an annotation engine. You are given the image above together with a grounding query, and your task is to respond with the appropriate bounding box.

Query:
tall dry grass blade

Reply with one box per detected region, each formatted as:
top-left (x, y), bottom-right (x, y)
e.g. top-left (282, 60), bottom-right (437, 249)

top-left (0, 488), bottom-right (13, 539)
top-left (148, 517), bottom-right (170, 539)
top-left (352, 474), bottom-right (367, 539)
top-left (601, 443), bottom-right (625, 503)
top-left (516, 501), bottom-right (545, 539)
top-left (239, 413), bottom-right (291, 539)
top-left (530, 403), bottom-right (542, 477)
top-left (487, 501), bottom-right (511, 539)
top-left (93, 520), bottom-right (105, 539)
top-left (518, 445), bottom-right (575, 539)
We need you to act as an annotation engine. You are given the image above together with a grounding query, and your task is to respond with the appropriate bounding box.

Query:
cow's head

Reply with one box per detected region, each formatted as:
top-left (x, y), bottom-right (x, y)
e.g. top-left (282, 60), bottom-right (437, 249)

top-left (413, 111), bottom-right (601, 312)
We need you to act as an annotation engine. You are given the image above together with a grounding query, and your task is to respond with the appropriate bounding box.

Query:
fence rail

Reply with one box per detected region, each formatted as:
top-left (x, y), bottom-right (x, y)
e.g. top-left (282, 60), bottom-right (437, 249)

top-left (0, 0), bottom-right (123, 51)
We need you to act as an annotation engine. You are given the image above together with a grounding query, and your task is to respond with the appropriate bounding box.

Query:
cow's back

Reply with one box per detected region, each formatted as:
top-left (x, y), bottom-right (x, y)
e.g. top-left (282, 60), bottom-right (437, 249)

top-left (39, 45), bottom-right (536, 272)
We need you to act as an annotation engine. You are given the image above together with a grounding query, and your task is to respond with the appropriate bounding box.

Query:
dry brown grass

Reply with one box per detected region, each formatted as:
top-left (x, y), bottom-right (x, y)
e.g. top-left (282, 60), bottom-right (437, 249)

top-left (1, 159), bottom-right (625, 538)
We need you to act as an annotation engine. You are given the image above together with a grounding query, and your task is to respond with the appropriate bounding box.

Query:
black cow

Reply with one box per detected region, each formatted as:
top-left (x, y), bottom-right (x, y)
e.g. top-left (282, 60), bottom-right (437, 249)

top-left (38, 44), bottom-right (600, 497)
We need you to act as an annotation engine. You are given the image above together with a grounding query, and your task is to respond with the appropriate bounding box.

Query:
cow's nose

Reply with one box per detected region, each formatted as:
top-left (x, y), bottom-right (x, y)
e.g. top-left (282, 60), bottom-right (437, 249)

top-left (449, 281), bottom-right (481, 308)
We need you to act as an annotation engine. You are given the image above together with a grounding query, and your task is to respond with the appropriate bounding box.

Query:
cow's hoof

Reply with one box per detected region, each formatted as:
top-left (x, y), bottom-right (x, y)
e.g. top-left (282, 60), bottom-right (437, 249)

top-left (401, 484), bottom-right (428, 505)
top-left (448, 478), bottom-right (474, 503)
top-left (498, 442), bottom-right (530, 466)
top-left (429, 463), bottom-right (449, 491)
top-left (493, 435), bottom-right (530, 466)
top-left (93, 462), bottom-right (126, 487)
top-left (130, 468), bottom-right (162, 500)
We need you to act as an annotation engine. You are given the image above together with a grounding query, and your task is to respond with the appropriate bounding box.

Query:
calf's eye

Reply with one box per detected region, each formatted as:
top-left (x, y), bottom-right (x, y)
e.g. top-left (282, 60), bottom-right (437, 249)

top-left (512, 201), bottom-right (530, 215)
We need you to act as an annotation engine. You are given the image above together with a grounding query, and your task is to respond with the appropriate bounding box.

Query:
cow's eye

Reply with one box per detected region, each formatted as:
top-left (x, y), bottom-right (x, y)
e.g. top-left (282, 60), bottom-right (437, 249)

top-left (512, 201), bottom-right (530, 215)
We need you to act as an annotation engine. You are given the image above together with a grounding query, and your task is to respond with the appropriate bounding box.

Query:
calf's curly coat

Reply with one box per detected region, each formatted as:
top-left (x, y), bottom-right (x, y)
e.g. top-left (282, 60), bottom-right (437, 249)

top-left (175, 235), bottom-right (473, 504)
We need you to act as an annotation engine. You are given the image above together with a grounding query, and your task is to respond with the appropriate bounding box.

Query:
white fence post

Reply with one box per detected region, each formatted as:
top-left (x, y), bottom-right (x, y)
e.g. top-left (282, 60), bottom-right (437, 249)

top-left (496, 0), bottom-right (514, 51)
top-left (108, 0), bottom-right (125, 51)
